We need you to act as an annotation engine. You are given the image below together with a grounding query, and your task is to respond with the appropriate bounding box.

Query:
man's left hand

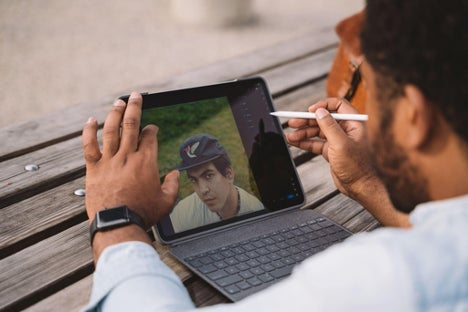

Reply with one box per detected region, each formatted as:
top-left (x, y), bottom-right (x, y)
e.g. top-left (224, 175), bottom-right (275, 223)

top-left (82, 92), bottom-right (180, 228)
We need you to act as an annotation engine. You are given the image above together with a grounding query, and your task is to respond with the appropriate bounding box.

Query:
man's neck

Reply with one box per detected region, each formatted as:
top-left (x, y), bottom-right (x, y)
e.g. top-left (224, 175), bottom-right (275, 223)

top-left (423, 133), bottom-right (468, 201)
top-left (217, 186), bottom-right (239, 220)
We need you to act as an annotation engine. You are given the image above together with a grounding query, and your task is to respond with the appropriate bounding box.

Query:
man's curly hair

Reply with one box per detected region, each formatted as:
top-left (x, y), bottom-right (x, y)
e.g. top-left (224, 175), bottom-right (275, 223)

top-left (360, 0), bottom-right (468, 143)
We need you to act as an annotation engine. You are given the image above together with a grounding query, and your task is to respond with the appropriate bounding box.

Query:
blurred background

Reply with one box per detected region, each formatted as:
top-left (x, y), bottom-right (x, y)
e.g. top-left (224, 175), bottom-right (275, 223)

top-left (0, 0), bottom-right (364, 127)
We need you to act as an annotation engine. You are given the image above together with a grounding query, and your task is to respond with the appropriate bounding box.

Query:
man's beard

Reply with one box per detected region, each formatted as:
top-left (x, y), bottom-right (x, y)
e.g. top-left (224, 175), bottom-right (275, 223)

top-left (368, 110), bottom-right (431, 214)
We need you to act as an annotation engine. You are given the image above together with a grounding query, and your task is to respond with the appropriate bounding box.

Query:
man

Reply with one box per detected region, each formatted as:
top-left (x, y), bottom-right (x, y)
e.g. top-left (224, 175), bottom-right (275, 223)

top-left (82, 0), bottom-right (467, 310)
top-left (170, 134), bottom-right (264, 232)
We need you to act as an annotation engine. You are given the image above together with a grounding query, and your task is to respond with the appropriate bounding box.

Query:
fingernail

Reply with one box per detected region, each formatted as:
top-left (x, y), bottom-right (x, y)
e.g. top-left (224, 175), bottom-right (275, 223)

top-left (113, 99), bottom-right (126, 107)
top-left (129, 91), bottom-right (141, 99)
top-left (87, 117), bottom-right (96, 124)
top-left (316, 108), bottom-right (329, 119)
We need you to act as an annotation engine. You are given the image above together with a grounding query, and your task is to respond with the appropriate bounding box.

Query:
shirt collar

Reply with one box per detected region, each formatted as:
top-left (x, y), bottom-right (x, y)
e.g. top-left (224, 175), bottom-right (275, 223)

top-left (409, 194), bottom-right (468, 226)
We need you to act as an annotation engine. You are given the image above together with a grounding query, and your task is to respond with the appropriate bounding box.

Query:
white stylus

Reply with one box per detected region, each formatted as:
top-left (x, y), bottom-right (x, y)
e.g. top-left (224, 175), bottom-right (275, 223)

top-left (270, 111), bottom-right (368, 121)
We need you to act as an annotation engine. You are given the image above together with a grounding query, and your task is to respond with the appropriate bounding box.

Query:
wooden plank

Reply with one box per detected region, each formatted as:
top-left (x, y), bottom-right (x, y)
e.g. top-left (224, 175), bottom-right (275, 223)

top-left (0, 136), bottom-right (86, 209)
top-left (0, 222), bottom-right (92, 311)
top-left (0, 29), bottom-right (337, 161)
top-left (344, 209), bottom-right (381, 233)
top-left (262, 48), bottom-right (335, 97)
top-left (0, 220), bottom-right (202, 311)
top-left (296, 156), bottom-right (337, 207)
top-left (273, 78), bottom-right (327, 113)
top-left (25, 275), bottom-right (92, 312)
top-left (0, 178), bottom-right (86, 258)
top-left (25, 243), bottom-right (204, 312)
top-left (315, 193), bottom-right (365, 232)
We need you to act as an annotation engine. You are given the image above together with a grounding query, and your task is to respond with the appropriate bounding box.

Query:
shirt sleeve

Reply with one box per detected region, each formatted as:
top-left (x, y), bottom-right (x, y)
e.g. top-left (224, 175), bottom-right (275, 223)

top-left (83, 232), bottom-right (416, 312)
top-left (82, 242), bottom-right (195, 312)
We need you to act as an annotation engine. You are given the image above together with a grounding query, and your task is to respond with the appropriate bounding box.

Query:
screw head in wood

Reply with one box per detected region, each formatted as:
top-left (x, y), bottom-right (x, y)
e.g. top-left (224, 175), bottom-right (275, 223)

top-left (74, 189), bottom-right (86, 196)
top-left (24, 164), bottom-right (40, 171)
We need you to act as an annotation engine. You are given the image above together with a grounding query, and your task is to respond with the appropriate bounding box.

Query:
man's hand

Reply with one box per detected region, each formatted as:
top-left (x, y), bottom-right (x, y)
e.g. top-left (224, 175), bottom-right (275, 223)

top-left (286, 98), bottom-right (410, 227)
top-left (286, 98), bottom-right (374, 199)
top-left (82, 92), bottom-right (180, 261)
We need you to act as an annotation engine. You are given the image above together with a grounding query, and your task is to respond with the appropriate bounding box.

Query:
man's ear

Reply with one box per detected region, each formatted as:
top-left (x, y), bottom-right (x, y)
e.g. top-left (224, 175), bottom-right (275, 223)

top-left (225, 167), bottom-right (234, 181)
top-left (403, 85), bottom-right (434, 149)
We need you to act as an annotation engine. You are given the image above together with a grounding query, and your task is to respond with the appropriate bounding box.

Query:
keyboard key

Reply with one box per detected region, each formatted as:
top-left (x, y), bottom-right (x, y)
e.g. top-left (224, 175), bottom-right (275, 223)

top-left (261, 238), bottom-right (275, 245)
top-left (271, 235), bottom-right (285, 242)
top-left (187, 259), bottom-right (203, 268)
top-left (270, 265), bottom-right (295, 279)
top-left (199, 264), bottom-right (217, 274)
top-left (221, 250), bottom-right (235, 258)
top-left (257, 256), bottom-right (270, 264)
top-left (236, 280), bottom-right (252, 291)
top-left (214, 261), bottom-right (228, 269)
top-left (253, 241), bottom-right (266, 248)
top-left (267, 253), bottom-right (281, 261)
top-left (210, 254), bottom-right (224, 262)
top-left (250, 267), bottom-right (265, 275)
top-left (225, 267), bottom-right (240, 275)
top-left (260, 263), bottom-right (275, 272)
top-left (258, 273), bottom-right (274, 283)
top-left (207, 270), bottom-right (228, 280)
top-left (247, 277), bottom-right (262, 287)
top-left (271, 260), bottom-right (285, 268)
top-left (240, 270), bottom-right (254, 279)
top-left (246, 251), bottom-right (260, 259)
top-left (225, 257), bottom-right (239, 266)
top-left (225, 285), bottom-right (241, 294)
top-left (266, 245), bottom-right (280, 252)
top-left (235, 254), bottom-right (249, 262)
top-left (281, 257), bottom-right (295, 265)
top-left (231, 247), bottom-right (245, 254)
top-left (236, 263), bottom-right (250, 271)
top-left (257, 247), bottom-right (270, 256)
top-left (216, 274), bottom-right (243, 287)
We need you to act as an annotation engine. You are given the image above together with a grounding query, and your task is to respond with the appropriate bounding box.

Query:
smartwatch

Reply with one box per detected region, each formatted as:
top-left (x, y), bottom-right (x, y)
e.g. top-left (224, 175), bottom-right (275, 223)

top-left (89, 205), bottom-right (146, 245)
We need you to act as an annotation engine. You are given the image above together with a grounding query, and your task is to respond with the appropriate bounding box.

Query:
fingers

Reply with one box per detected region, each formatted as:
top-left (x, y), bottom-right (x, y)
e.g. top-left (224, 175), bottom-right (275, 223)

top-left (102, 99), bottom-right (126, 156)
top-left (309, 98), bottom-right (358, 114)
top-left (161, 170), bottom-right (180, 202)
top-left (138, 124), bottom-right (158, 153)
top-left (286, 126), bottom-right (320, 143)
top-left (82, 117), bottom-right (102, 164)
top-left (314, 108), bottom-right (347, 146)
top-left (119, 92), bottom-right (143, 154)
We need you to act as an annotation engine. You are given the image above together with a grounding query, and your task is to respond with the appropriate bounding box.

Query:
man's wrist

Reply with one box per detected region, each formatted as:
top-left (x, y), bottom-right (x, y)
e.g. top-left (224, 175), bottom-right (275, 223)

top-left (89, 205), bottom-right (147, 246)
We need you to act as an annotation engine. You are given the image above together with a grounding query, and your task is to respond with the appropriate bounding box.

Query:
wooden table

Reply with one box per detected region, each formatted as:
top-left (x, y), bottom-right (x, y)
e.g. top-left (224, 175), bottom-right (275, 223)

top-left (0, 28), bottom-right (380, 311)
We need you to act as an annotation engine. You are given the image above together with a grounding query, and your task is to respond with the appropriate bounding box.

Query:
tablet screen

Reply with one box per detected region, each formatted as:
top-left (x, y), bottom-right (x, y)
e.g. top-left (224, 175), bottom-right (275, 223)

top-left (132, 77), bottom-right (304, 242)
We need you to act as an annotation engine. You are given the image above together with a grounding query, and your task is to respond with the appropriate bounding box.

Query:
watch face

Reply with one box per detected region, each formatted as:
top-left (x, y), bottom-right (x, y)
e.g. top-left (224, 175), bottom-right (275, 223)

top-left (97, 206), bottom-right (130, 228)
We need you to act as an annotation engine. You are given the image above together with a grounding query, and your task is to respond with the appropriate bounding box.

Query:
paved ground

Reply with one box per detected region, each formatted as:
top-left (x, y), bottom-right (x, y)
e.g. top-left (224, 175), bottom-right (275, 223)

top-left (0, 0), bottom-right (363, 127)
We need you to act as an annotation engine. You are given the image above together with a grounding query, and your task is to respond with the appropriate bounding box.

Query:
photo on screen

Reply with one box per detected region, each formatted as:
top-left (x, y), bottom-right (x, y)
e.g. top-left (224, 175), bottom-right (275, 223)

top-left (141, 96), bottom-right (265, 234)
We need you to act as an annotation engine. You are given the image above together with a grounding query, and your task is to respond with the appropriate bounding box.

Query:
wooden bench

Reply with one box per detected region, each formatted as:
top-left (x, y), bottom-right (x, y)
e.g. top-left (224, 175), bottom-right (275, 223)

top-left (0, 27), bottom-right (380, 311)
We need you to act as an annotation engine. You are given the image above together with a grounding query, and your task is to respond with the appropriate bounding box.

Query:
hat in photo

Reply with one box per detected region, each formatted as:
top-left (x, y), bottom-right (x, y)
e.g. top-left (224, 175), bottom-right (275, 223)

top-left (178, 134), bottom-right (229, 171)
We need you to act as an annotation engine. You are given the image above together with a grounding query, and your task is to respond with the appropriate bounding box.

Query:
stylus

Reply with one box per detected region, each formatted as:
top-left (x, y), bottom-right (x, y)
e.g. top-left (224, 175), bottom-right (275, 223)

top-left (270, 111), bottom-right (368, 121)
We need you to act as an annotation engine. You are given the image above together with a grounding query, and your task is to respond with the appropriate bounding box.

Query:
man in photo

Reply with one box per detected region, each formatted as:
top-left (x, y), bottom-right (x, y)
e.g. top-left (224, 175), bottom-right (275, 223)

top-left (170, 134), bottom-right (264, 232)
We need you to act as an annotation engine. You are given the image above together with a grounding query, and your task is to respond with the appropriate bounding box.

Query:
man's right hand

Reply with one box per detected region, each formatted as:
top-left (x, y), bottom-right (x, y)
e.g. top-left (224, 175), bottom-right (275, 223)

top-left (286, 98), bottom-right (375, 199)
top-left (286, 98), bottom-right (410, 228)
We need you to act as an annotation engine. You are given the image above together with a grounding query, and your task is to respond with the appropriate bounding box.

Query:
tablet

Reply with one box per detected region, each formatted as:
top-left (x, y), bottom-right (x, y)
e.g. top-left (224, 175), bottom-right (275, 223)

top-left (124, 77), bottom-right (304, 243)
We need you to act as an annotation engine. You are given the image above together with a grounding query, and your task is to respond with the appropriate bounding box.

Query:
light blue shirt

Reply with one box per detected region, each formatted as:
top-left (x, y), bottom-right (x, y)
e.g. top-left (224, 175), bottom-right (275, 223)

top-left (84, 195), bottom-right (468, 311)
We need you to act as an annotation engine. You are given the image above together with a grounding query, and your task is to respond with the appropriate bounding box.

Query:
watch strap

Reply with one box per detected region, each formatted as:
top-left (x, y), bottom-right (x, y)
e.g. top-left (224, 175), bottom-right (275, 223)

top-left (89, 205), bottom-right (146, 245)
